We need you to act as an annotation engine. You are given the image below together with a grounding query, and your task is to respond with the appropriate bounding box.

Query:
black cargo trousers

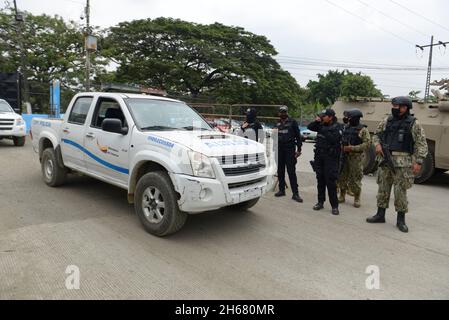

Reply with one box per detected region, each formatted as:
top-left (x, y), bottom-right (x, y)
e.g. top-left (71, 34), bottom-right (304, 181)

top-left (313, 150), bottom-right (339, 209)
top-left (277, 146), bottom-right (299, 194)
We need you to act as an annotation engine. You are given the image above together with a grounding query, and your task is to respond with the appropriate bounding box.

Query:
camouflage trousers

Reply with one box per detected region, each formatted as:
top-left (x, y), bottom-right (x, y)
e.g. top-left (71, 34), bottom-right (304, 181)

top-left (376, 165), bottom-right (415, 213)
top-left (337, 154), bottom-right (364, 197)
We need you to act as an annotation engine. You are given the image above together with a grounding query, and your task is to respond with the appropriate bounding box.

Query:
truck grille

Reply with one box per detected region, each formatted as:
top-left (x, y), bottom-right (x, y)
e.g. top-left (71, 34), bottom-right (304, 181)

top-left (222, 163), bottom-right (265, 176)
top-left (0, 119), bottom-right (14, 130)
top-left (215, 153), bottom-right (266, 176)
top-left (228, 178), bottom-right (265, 189)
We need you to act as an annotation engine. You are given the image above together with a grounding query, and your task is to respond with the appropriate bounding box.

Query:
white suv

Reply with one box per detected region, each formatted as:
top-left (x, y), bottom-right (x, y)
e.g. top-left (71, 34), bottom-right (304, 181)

top-left (0, 99), bottom-right (26, 146)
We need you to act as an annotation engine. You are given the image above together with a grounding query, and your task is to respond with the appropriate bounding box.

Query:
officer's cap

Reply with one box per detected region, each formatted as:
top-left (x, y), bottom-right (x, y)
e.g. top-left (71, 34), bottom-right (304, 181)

top-left (320, 109), bottom-right (335, 117)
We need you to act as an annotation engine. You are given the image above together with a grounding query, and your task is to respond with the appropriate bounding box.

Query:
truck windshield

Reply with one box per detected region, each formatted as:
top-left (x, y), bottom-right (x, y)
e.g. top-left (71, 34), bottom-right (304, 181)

top-left (125, 98), bottom-right (212, 131)
top-left (0, 101), bottom-right (14, 113)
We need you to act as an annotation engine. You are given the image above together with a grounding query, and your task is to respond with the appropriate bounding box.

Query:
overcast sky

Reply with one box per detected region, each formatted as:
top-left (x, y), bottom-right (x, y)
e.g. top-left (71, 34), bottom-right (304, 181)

top-left (14, 0), bottom-right (449, 97)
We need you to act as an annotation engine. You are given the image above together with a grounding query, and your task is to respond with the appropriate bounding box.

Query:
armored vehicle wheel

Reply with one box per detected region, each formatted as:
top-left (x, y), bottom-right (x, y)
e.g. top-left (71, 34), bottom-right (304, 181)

top-left (363, 144), bottom-right (378, 174)
top-left (414, 152), bottom-right (435, 184)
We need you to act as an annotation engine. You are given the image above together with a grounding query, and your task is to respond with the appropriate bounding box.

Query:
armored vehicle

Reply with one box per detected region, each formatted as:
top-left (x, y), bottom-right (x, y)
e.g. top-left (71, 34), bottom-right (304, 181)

top-left (333, 96), bottom-right (449, 183)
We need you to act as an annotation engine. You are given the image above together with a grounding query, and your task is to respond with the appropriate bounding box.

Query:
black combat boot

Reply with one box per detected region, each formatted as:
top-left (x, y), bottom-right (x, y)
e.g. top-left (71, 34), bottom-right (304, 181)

top-left (275, 190), bottom-right (286, 197)
top-left (366, 207), bottom-right (386, 223)
top-left (313, 202), bottom-right (324, 210)
top-left (292, 193), bottom-right (303, 203)
top-left (396, 212), bottom-right (409, 233)
top-left (331, 207), bottom-right (340, 215)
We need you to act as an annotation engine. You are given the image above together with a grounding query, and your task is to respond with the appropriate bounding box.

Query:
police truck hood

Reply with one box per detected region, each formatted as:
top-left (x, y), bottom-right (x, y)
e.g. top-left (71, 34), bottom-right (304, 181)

top-left (146, 130), bottom-right (264, 157)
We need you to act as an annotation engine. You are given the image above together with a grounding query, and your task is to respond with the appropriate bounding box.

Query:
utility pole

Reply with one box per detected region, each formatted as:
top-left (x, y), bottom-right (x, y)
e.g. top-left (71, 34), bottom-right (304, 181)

top-left (85, 0), bottom-right (91, 91)
top-left (12, 0), bottom-right (30, 112)
top-left (416, 36), bottom-right (449, 101)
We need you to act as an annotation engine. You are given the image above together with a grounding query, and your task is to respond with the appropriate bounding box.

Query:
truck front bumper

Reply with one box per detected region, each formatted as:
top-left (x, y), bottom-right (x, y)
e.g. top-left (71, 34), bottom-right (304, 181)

top-left (0, 125), bottom-right (26, 138)
top-left (171, 171), bottom-right (275, 213)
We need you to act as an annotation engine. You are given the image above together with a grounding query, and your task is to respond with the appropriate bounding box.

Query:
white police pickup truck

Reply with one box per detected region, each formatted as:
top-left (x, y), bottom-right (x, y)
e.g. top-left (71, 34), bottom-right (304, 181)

top-left (0, 99), bottom-right (26, 146)
top-left (31, 92), bottom-right (275, 236)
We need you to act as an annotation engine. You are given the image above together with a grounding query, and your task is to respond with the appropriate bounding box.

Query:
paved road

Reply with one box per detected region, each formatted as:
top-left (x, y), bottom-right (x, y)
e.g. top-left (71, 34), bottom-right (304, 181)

top-left (1, 138), bottom-right (448, 299)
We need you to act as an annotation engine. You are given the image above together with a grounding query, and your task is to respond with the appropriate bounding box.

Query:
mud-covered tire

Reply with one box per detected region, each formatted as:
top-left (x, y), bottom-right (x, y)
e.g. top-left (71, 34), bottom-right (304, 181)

top-left (414, 151), bottom-right (435, 184)
top-left (363, 144), bottom-right (377, 174)
top-left (135, 171), bottom-right (187, 236)
top-left (41, 148), bottom-right (68, 187)
top-left (229, 197), bottom-right (260, 211)
top-left (13, 136), bottom-right (25, 146)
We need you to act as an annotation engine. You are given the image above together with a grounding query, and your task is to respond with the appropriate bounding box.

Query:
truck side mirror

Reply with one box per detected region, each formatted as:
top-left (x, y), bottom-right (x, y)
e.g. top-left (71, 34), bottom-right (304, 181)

top-left (102, 118), bottom-right (128, 135)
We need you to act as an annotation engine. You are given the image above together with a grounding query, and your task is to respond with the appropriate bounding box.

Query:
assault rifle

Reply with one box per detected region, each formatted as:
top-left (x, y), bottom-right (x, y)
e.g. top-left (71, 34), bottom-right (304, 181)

top-left (378, 143), bottom-right (396, 174)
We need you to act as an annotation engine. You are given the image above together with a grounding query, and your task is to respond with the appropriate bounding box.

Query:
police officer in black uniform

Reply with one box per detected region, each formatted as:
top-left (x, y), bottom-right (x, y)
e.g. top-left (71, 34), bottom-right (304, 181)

top-left (308, 109), bottom-right (343, 215)
top-left (239, 108), bottom-right (263, 142)
top-left (274, 106), bottom-right (303, 203)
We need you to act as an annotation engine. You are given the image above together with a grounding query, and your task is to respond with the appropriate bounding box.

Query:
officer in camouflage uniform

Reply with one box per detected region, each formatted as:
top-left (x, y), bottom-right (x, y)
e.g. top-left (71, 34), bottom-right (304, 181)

top-left (337, 108), bottom-right (371, 208)
top-left (367, 96), bottom-right (428, 233)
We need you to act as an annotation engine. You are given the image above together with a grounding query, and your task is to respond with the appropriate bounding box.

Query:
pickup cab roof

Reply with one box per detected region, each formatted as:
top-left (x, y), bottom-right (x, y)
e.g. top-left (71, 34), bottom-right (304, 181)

top-left (74, 92), bottom-right (182, 104)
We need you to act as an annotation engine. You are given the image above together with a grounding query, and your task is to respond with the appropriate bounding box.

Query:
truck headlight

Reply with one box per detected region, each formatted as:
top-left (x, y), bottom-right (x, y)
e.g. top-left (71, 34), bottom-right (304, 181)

top-left (16, 118), bottom-right (24, 126)
top-left (188, 151), bottom-right (215, 179)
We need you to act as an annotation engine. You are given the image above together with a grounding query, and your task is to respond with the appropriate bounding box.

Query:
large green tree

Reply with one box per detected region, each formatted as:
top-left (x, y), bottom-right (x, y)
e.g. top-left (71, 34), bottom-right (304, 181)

top-left (0, 9), bottom-right (106, 111)
top-left (103, 17), bottom-right (304, 110)
top-left (306, 70), bottom-right (382, 107)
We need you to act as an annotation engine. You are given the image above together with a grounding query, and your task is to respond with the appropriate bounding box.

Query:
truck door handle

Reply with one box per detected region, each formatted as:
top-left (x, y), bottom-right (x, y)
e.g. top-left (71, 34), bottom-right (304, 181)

top-left (85, 132), bottom-right (95, 139)
top-left (62, 128), bottom-right (70, 133)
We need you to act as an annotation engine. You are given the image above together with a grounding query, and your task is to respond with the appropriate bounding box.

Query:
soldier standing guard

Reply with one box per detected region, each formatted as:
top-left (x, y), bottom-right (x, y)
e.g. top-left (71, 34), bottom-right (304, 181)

top-left (367, 96), bottom-right (428, 233)
top-left (337, 108), bottom-right (371, 208)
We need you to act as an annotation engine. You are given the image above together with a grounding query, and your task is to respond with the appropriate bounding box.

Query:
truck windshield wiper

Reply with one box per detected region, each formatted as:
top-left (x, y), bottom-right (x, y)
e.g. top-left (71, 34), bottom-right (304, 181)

top-left (181, 126), bottom-right (212, 131)
top-left (140, 125), bottom-right (179, 131)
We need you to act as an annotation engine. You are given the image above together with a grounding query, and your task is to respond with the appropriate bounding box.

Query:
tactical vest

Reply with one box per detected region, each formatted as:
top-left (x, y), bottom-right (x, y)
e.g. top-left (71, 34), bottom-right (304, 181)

top-left (383, 115), bottom-right (415, 153)
top-left (316, 122), bottom-right (342, 154)
top-left (342, 125), bottom-right (365, 146)
top-left (277, 118), bottom-right (297, 147)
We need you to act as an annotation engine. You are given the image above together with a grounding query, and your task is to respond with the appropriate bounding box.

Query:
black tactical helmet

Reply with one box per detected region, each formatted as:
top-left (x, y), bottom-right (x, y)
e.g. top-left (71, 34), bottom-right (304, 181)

top-left (279, 106), bottom-right (288, 113)
top-left (246, 107), bottom-right (257, 116)
top-left (347, 108), bottom-right (363, 118)
top-left (391, 96), bottom-right (413, 109)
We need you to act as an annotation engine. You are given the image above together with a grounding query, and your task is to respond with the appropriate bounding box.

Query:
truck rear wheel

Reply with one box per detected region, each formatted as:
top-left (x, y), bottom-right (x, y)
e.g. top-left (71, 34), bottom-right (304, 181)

top-left (229, 197), bottom-right (260, 211)
top-left (135, 171), bottom-right (187, 236)
top-left (414, 152), bottom-right (435, 184)
top-left (13, 136), bottom-right (25, 146)
top-left (41, 148), bottom-right (68, 187)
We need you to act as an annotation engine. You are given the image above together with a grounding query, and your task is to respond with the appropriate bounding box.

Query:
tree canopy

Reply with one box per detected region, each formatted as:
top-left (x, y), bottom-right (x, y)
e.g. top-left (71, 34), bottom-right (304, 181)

top-left (103, 17), bottom-right (304, 109)
top-left (0, 10), bottom-right (386, 116)
top-left (306, 70), bottom-right (382, 107)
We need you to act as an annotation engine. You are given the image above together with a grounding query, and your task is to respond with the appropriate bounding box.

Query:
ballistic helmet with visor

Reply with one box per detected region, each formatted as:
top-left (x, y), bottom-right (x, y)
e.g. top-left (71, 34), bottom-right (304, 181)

top-left (391, 96), bottom-right (413, 109)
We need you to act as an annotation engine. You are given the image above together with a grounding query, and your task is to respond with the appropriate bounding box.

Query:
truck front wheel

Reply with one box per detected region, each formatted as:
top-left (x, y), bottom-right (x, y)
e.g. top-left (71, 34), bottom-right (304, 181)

top-left (135, 171), bottom-right (187, 236)
top-left (13, 136), bottom-right (25, 146)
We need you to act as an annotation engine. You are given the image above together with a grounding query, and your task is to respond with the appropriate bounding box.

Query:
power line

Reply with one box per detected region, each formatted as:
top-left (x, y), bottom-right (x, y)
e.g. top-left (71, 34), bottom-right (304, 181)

top-left (389, 0), bottom-right (449, 34)
top-left (356, 0), bottom-right (428, 38)
top-left (323, 0), bottom-right (415, 46)
top-left (278, 55), bottom-right (427, 68)
top-left (277, 60), bottom-right (449, 71)
top-left (277, 55), bottom-right (448, 68)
